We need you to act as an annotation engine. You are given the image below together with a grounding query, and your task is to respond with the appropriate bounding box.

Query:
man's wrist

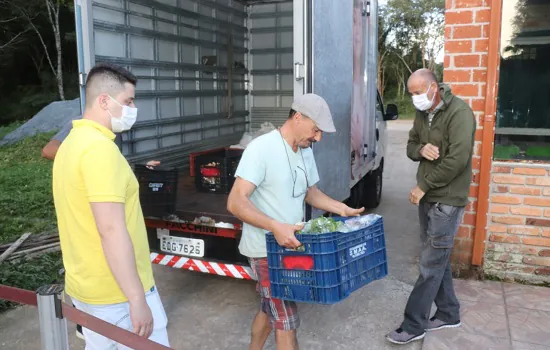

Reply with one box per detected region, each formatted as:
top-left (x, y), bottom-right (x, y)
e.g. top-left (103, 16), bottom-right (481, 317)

top-left (336, 202), bottom-right (348, 216)
top-left (267, 219), bottom-right (279, 233)
top-left (416, 144), bottom-right (425, 158)
top-left (417, 182), bottom-right (429, 193)
top-left (127, 293), bottom-right (146, 305)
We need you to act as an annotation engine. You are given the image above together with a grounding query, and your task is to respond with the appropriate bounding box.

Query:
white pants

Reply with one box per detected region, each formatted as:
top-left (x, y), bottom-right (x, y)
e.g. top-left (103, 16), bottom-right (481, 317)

top-left (71, 286), bottom-right (170, 350)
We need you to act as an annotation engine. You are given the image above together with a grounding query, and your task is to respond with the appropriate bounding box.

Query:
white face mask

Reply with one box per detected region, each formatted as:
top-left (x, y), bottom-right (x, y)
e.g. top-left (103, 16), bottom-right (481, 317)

top-left (412, 83), bottom-right (436, 111)
top-left (108, 95), bottom-right (138, 133)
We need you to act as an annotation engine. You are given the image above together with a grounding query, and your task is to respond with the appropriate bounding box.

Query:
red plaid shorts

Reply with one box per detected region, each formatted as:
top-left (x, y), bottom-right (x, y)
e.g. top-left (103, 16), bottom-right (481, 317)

top-left (249, 257), bottom-right (300, 331)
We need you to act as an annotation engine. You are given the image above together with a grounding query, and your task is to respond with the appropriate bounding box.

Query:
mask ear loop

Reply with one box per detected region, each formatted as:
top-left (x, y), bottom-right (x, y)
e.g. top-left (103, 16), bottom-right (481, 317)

top-left (108, 95), bottom-right (124, 107)
top-left (107, 95), bottom-right (125, 119)
top-left (427, 83), bottom-right (437, 107)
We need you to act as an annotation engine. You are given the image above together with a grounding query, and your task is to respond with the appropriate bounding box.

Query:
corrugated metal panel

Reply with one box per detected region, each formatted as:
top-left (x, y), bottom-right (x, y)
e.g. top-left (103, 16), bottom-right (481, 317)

top-left (91, 0), bottom-right (249, 166)
top-left (248, 1), bottom-right (293, 130)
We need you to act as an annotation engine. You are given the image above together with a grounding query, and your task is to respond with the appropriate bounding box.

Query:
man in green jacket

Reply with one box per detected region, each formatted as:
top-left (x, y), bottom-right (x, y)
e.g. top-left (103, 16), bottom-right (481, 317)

top-left (386, 69), bottom-right (476, 345)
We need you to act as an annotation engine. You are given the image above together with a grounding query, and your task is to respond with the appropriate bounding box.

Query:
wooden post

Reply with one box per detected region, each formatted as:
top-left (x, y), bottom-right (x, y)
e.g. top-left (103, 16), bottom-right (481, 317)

top-left (0, 232), bottom-right (32, 263)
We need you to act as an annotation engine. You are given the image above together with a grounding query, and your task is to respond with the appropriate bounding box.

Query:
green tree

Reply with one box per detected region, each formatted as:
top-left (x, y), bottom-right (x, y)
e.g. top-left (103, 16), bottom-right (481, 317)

top-left (377, 0), bottom-right (444, 99)
top-left (0, 0), bottom-right (70, 100)
top-left (386, 0), bottom-right (444, 70)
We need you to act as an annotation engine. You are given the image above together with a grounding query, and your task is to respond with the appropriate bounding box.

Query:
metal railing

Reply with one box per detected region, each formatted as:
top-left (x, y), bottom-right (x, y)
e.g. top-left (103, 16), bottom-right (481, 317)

top-left (0, 284), bottom-right (173, 350)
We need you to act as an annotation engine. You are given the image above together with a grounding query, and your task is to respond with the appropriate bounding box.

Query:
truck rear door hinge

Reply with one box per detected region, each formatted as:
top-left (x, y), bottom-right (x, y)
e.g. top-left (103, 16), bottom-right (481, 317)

top-left (362, 1), bottom-right (371, 16)
top-left (79, 72), bottom-right (87, 86)
top-left (294, 62), bottom-right (305, 81)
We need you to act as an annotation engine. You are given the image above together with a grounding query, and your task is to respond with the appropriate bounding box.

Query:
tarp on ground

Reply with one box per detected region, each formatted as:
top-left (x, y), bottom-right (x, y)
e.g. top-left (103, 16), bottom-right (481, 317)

top-left (0, 98), bottom-right (81, 146)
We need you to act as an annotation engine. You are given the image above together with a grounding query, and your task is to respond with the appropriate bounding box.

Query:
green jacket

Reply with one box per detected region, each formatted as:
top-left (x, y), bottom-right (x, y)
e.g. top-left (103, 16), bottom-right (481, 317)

top-left (407, 84), bottom-right (476, 207)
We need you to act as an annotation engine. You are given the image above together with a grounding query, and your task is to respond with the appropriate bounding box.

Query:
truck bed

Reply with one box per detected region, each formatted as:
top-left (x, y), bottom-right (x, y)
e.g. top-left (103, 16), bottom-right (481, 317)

top-left (145, 171), bottom-right (247, 265)
top-left (171, 172), bottom-right (240, 225)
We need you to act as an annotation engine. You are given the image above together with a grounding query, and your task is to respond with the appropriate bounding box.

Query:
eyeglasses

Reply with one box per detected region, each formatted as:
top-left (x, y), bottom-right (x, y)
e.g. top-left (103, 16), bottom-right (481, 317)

top-left (279, 129), bottom-right (310, 198)
top-left (293, 165), bottom-right (310, 198)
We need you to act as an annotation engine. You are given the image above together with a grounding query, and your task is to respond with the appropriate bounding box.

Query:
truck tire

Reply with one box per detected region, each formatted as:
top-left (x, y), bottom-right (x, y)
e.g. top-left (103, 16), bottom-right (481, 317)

top-left (363, 162), bottom-right (383, 209)
top-left (348, 174), bottom-right (365, 209)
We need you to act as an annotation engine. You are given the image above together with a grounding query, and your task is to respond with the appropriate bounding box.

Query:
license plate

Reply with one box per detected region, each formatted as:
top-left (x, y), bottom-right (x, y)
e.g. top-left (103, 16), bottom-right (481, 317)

top-left (160, 235), bottom-right (204, 258)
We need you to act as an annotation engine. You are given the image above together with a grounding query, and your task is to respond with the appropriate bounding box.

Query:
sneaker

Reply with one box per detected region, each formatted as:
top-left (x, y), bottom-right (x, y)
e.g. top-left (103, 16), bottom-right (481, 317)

top-left (385, 328), bottom-right (426, 345)
top-left (76, 324), bottom-right (85, 340)
top-left (425, 317), bottom-right (461, 332)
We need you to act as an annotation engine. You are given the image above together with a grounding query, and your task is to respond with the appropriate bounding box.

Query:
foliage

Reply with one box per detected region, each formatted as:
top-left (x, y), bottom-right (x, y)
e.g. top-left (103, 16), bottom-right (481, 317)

top-left (0, 131), bottom-right (62, 313)
top-left (385, 0), bottom-right (444, 70)
top-left (493, 145), bottom-right (521, 160)
top-left (0, 132), bottom-right (57, 243)
top-left (0, 121), bottom-right (24, 139)
top-left (0, 0), bottom-right (77, 125)
top-left (526, 146), bottom-right (550, 158)
top-left (378, 0), bottom-right (445, 101)
top-left (494, 145), bottom-right (550, 160)
top-left (1, 71), bottom-right (79, 124)
top-left (0, 252), bottom-right (63, 312)
top-left (0, 0), bottom-right (73, 101)
top-left (384, 97), bottom-right (417, 120)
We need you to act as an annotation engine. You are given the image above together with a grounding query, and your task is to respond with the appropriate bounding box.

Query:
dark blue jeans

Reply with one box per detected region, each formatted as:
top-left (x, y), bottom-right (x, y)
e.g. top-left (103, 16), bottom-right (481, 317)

top-left (400, 201), bottom-right (465, 335)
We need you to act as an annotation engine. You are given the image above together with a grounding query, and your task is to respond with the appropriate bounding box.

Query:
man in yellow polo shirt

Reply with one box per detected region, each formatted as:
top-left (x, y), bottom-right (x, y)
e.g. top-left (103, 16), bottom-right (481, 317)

top-left (52, 63), bottom-right (170, 348)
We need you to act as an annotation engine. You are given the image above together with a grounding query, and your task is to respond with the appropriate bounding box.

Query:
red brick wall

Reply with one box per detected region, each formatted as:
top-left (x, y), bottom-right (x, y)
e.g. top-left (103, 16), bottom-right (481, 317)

top-left (486, 164), bottom-right (550, 282)
top-left (444, 1), bottom-right (550, 283)
top-left (443, 0), bottom-right (492, 266)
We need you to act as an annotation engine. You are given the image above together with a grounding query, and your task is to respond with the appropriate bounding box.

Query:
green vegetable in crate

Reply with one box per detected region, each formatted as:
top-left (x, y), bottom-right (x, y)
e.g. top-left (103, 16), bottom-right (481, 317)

top-left (286, 217), bottom-right (346, 252)
top-left (297, 217), bottom-right (346, 234)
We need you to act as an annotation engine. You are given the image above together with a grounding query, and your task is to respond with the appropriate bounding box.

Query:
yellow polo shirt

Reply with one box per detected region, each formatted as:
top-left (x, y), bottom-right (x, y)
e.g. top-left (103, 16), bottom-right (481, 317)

top-left (53, 119), bottom-right (154, 304)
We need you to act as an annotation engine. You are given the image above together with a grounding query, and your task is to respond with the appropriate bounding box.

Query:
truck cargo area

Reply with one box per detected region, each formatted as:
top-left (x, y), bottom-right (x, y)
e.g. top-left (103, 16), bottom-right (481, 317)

top-left (79, 0), bottom-right (389, 275)
top-left (144, 169), bottom-right (248, 264)
top-left (176, 173), bottom-right (232, 216)
top-left (85, 0), bottom-right (302, 268)
top-left (87, 0), bottom-right (299, 167)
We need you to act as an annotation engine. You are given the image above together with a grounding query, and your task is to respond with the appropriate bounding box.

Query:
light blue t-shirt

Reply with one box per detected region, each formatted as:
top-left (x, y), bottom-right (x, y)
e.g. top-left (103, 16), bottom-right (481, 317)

top-left (235, 130), bottom-right (320, 258)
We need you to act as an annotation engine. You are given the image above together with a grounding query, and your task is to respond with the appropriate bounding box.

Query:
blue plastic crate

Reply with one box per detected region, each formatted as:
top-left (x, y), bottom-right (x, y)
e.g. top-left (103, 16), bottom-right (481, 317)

top-left (266, 216), bottom-right (388, 304)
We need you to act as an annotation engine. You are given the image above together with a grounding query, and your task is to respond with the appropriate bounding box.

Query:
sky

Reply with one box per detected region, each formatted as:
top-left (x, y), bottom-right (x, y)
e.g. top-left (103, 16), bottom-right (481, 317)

top-left (500, 0), bottom-right (518, 57)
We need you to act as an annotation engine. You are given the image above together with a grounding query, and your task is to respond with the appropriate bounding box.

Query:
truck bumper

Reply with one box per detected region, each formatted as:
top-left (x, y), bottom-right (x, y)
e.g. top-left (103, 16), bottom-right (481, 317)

top-left (150, 252), bottom-right (256, 281)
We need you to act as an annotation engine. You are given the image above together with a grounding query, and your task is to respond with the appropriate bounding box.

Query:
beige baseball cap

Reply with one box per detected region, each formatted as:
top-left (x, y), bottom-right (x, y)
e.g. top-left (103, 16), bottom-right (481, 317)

top-left (291, 93), bottom-right (336, 133)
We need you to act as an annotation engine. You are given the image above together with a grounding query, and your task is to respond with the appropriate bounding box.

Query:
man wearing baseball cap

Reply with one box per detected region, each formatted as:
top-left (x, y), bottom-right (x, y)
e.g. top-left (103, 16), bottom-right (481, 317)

top-left (227, 93), bottom-right (363, 350)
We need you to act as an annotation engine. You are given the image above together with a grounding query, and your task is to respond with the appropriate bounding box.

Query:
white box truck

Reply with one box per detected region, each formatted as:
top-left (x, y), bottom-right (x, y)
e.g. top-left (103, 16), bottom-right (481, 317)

top-left (73, 0), bottom-right (398, 279)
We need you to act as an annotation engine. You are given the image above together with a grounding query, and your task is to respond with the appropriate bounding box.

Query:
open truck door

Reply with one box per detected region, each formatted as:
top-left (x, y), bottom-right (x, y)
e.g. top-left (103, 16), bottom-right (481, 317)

top-left (308, 0), bottom-right (354, 219)
top-left (293, 0), bottom-right (307, 98)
